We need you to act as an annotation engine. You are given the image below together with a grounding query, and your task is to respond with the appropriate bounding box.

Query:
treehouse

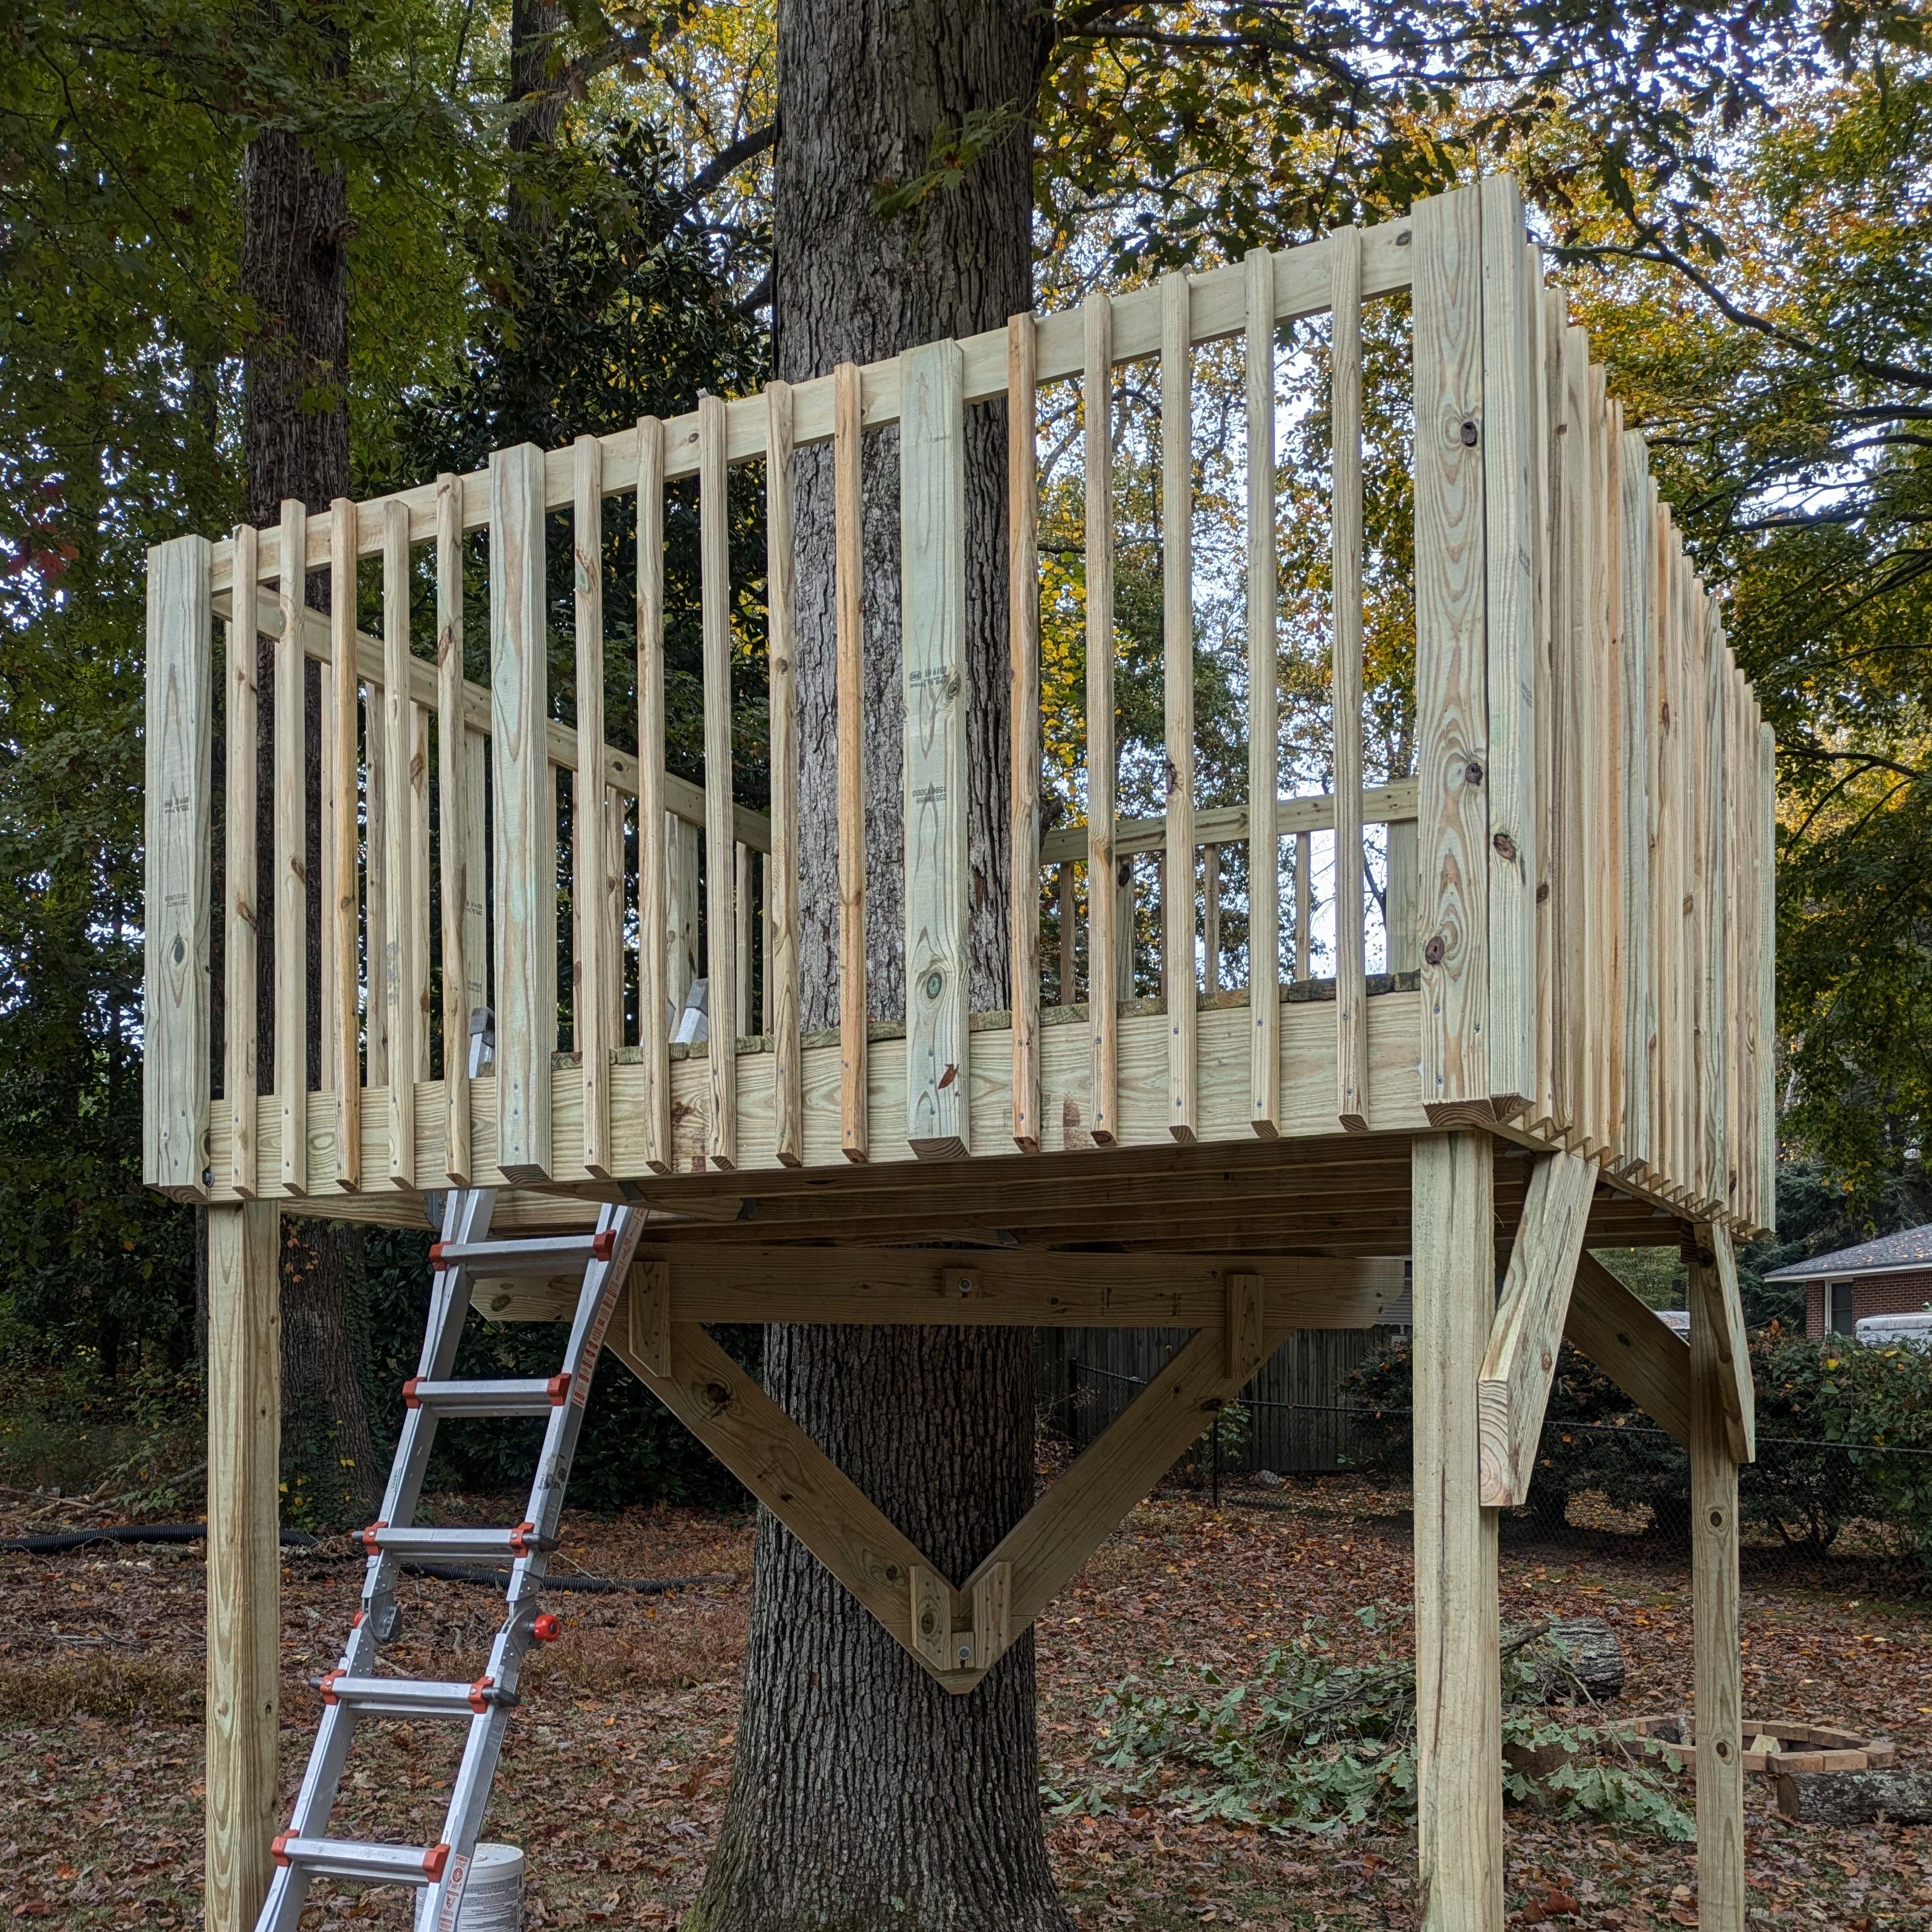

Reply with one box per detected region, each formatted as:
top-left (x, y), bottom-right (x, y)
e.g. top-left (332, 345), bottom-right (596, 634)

top-left (144, 178), bottom-right (1770, 1932)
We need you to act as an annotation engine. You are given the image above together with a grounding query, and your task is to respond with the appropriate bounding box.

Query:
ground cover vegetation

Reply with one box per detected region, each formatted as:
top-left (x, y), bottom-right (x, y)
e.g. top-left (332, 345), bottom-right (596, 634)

top-left (2, 1492), bottom-right (1929, 1927)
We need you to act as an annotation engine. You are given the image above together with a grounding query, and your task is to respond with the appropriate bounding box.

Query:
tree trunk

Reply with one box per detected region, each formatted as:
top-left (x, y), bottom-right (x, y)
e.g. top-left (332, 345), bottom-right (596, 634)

top-left (505, 0), bottom-right (568, 257)
top-left (689, 5), bottom-right (1061, 1929)
top-left (238, 28), bottom-right (381, 1526)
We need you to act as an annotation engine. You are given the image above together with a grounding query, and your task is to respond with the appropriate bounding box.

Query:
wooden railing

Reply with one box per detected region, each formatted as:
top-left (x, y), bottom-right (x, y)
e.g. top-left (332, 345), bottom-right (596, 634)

top-left (142, 175), bottom-right (1774, 1233)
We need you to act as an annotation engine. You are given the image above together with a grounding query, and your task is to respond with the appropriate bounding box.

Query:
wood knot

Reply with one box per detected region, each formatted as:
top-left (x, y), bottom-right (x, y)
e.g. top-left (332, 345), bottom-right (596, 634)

top-left (1423, 935), bottom-right (1447, 967)
top-left (1491, 831), bottom-right (1517, 863)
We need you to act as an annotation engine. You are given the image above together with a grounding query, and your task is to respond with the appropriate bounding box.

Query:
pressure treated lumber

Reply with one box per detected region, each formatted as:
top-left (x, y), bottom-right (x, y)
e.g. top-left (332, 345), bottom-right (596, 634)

top-left (1329, 223), bottom-right (1367, 1133)
top-left (1009, 312), bottom-right (1042, 1151)
top-left (765, 384), bottom-right (802, 1167)
top-left (1160, 271), bottom-right (1198, 1142)
top-left (1412, 185), bottom-right (1492, 1126)
top-left (486, 1246), bottom-right (1403, 1329)
top-left (380, 500), bottom-right (418, 1189)
top-left (1244, 247), bottom-right (1279, 1136)
top-left (1564, 1252), bottom-right (1693, 1447)
top-left (435, 475), bottom-right (473, 1185)
top-left (273, 497), bottom-right (308, 1191)
top-left (834, 362), bottom-right (867, 1162)
top-left (1412, 1131), bottom-right (1503, 1932)
top-left (1477, 176), bottom-right (1538, 1122)
top-left (1477, 1149), bottom-right (1598, 1506)
top-left (1690, 1240), bottom-right (1746, 1932)
top-left (204, 1200), bottom-right (281, 1932)
top-left (574, 436), bottom-right (615, 1178)
top-left (490, 443), bottom-right (553, 1183)
top-left (327, 501), bottom-right (360, 1189)
top-left (1086, 292), bottom-right (1120, 1143)
top-left (143, 534), bottom-right (214, 1196)
top-left (900, 339), bottom-right (971, 1158)
top-left (224, 522), bottom-right (260, 1198)
top-left (699, 394), bottom-right (738, 1171)
top-left (636, 417), bottom-right (672, 1174)
top-left (1692, 1223), bottom-right (1756, 1465)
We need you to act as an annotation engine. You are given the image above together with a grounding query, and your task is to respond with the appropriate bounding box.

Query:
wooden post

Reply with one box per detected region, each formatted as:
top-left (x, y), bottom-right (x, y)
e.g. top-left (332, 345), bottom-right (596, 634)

top-left (1084, 293), bottom-right (1120, 1144)
top-left (380, 501), bottom-right (418, 1189)
top-left (574, 434), bottom-right (615, 1178)
top-left (636, 417), bottom-right (672, 1173)
top-left (901, 338), bottom-right (971, 1159)
top-left (273, 499), bottom-right (308, 1192)
top-left (1245, 246), bottom-right (1280, 1136)
top-left (1160, 270), bottom-right (1197, 1143)
top-left (1331, 223), bottom-right (1367, 1131)
top-left (1477, 176), bottom-right (1537, 1123)
top-left (490, 443), bottom-right (553, 1183)
top-left (435, 474), bottom-right (473, 1184)
top-left (1412, 1130), bottom-right (1502, 1932)
top-left (145, 534), bottom-right (214, 1195)
top-left (1412, 184), bottom-right (1492, 1124)
top-left (766, 385), bottom-right (803, 1166)
top-left (203, 1200), bottom-right (281, 1932)
top-left (834, 362), bottom-right (868, 1163)
top-left (327, 501), bottom-right (361, 1189)
top-left (699, 392), bottom-right (738, 1170)
top-left (1690, 1243), bottom-right (1746, 1931)
top-left (224, 525), bottom-right (261, 1199)
top-left (1009, 312), bottom-right (1042, 1152)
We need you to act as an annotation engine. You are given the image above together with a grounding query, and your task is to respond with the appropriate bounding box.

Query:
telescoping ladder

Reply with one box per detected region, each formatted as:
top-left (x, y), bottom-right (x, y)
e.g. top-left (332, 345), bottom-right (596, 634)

top-left (257, 1023), bottom-right (647, 1932)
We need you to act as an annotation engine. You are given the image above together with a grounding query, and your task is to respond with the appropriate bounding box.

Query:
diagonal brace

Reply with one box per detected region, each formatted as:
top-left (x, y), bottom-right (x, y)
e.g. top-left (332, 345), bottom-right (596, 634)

top-left (1477, 1150), bottom-right (1598, 1506)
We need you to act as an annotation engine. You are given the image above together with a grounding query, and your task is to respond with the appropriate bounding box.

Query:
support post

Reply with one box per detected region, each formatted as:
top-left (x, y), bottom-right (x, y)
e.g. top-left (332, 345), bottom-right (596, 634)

top-left (1690, 1243), bottom-right (1747, 1931)
top-left (1412, 1131), bottom-right (1502, 1932)
top-left (204, 1200), bottom-right (281, 1932)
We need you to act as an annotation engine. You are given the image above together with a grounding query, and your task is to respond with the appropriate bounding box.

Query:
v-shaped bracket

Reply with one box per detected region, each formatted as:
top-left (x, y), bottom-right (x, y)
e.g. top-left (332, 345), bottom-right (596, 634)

top-left (601, 1258), bottom-right (1386, 1692)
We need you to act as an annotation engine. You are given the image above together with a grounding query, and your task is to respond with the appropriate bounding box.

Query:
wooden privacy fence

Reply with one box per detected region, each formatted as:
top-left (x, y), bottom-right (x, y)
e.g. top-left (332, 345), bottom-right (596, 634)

top-left (143, 176), bottom-right (1774, 1236)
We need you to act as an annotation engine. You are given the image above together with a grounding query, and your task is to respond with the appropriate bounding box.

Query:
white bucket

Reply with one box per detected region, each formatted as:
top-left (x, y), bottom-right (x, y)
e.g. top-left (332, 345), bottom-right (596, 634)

top-left (453, 1844), bottom-right (524, 1931)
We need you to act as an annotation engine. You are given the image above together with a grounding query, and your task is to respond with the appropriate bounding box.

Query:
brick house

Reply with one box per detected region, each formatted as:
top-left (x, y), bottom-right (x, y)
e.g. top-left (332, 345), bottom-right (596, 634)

top-left (1765, 1226), bottom-right (1932, 1339)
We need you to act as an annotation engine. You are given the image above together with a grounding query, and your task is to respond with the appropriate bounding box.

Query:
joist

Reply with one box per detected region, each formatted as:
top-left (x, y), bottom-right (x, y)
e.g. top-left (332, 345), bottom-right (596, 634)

top-left (1477, 1150), bottom-right (1598, 1506)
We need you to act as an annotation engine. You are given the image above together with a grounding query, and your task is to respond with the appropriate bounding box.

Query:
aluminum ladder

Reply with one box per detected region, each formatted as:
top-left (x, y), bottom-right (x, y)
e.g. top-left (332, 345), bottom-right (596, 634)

top-left (256, 1014), bottom-right (648, 1932)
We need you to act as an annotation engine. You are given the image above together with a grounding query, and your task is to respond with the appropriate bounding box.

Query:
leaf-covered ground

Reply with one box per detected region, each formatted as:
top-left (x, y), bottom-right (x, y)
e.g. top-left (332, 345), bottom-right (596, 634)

top-left (1, 1483), bottom-right (1928, 1928)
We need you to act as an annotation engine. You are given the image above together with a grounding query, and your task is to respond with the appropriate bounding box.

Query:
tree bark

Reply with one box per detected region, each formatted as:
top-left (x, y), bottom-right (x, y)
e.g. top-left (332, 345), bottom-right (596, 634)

top-left (689, 5), bottom-right (1062, 1929)
top-left (505, 0), bottom-right (569, 256)
top-left (238, 17), bottom-right (380, 1526)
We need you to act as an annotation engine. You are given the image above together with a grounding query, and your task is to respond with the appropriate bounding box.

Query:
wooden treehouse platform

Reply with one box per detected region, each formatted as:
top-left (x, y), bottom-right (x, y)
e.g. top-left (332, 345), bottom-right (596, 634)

top-left (145, 176), bottom-right (1770, 1932)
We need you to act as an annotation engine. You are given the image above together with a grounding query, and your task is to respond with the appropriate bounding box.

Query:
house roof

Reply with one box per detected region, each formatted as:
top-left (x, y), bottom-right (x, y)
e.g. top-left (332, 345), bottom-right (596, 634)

top-left (1764, 1224), bottom-right (1932, 1282)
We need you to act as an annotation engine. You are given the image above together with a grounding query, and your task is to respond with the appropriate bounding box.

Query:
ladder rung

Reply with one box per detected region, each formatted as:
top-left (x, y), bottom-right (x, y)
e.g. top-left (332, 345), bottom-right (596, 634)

top-left (272, 1833), bottom-right (452, 1885)
top-left (403, 1374), bottom-right (569, 1416)
top-left (354, 1521), bottom-right (557, 1559)
top-left (318, 1671), bottom-right (514, 1718)
top-left (430, 1229), bottom-right (613, 1277)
